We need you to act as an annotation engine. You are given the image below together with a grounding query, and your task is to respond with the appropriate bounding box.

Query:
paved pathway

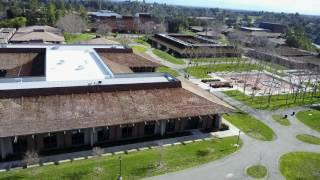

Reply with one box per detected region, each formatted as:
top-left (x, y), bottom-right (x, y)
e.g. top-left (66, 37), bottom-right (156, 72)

top-left (150, 92), bottom-right (320, 180)
top-left (141, 46), bottom-right (320, 180)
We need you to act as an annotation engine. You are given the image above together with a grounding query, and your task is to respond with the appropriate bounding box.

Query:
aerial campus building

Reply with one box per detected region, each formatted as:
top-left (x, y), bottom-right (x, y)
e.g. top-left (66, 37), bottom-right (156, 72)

top-left (0, 45), bottom-right (232, 160)
top-left (149, 34), bottom-right (241, 58)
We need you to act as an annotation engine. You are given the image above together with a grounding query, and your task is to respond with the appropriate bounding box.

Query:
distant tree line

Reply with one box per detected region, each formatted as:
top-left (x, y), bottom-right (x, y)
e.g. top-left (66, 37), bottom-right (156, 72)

top-left (0, 0), bottom-right (87, 28)
top-left (286, 26), bottom-right (316, 51)
top-left (0, 0), bottom-right (319, 46)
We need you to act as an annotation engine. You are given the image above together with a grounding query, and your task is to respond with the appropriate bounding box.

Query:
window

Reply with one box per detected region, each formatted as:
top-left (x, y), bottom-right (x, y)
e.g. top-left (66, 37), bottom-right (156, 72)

top-left (144, 122), bottom-right (155, 136)
top-left (0, 70), bottom-right (7, 77)
top-left (166, 120), bottom-right (175, 132)
top-left (97, 129), bottom-right (110, 142)
top-left (71, 132), bottom-right (84, 146)
top-left (43, 134), bottom-right (57, 149)
top-left (122, 125), bottom-right (133, 138)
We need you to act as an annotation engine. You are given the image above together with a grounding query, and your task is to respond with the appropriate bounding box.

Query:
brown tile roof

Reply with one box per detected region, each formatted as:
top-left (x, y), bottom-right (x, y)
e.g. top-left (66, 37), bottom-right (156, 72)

top-left (78, 37), bottom-right (120, 45)
top-left (0, 53), bottom-right (38, 70)
top-left (98, 51), bottom-right (160, 68)
top-left (10, 31), bottom-right (65, 43)
top-left (0, 52), bottom-right (45, 77)
top-left (10, 26), bottom-right (65, 43)
top-left (0, 88), bottom-right (232, 137)
top-left (103, 59), bottom-right (133, 73)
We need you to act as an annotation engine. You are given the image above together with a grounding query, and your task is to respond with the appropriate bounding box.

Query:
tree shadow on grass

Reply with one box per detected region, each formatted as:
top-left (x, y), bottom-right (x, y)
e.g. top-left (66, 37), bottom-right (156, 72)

top-left (60, 170), bottom-right (89, 180)
top-left (0, 175), bottom-right (26, 180)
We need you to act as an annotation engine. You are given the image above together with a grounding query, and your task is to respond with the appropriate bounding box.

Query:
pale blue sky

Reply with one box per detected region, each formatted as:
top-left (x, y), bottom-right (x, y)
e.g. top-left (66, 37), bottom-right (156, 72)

top-left (144, 0), bottom-right (320, 15)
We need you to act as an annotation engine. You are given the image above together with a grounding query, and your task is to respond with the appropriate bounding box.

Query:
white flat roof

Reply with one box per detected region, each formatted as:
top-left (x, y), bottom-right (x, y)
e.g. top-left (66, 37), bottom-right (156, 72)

top-left (0, 44), bottom-right (177, 90)
top-left (0, 74), bottom-right (175, 90)
top-left (240, 27), bottom-right (269, 31)
top-left (46, 48), bottom-right (111, 81)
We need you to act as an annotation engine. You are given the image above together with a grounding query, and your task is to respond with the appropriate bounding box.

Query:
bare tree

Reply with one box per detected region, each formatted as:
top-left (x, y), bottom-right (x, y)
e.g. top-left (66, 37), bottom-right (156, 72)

top-left (92, 146), bottom-right (104, 157)
top-left (56, 14), bottom-right (87, 33)
top-left (156, 142), bottom-right (165, 168)
top-left (139, 21), bottom-right (167, 36)
top-left (23, 151), bottom-right (39, 167)
top-left (117, 37), bottom-right (130, 47)
top-left (96, 23), bottom-right (112, 36)
top-left (92, 146), bottom-right (104, 175)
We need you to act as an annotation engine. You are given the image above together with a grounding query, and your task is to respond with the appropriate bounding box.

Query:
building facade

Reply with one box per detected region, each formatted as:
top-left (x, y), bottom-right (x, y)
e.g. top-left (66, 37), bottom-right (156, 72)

top-left (0, 45), bottom-right (231, 160)
top-left (149, 34), bottom-right (241, 58)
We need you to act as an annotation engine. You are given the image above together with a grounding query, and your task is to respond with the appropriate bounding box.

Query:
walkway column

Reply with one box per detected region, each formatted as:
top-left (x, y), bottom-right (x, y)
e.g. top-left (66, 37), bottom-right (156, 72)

top-left (214, 114), bottom-right (222, 129)
top-left (160, 120), bottom-right (166, 136)
top-left (89, 129), bottom-right (97, 147)
top-left (0, 138), bottom-right (6, 159)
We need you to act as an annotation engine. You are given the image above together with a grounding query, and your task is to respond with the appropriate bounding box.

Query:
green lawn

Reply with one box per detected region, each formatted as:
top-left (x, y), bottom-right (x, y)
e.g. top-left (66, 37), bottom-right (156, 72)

top-left (157, 66), bottom-right (180, 77)
top-left (272, 114), bottom-right (290, 126)
top-left (280, 152), bottom-right (320, 180)
top-left (223, 112), bottom-right (275, 141)
top-left (296, 134), bottom-right (320, 145)
top-left (152, 49), bottom-right (185, 65)
top-left (64, 33), bottom-right (96, 44)
top-left (0, 137), bottom-right (241, 179)
top-left (192, 58), bottom-right (245, 63)
top-left (246, 165), bottom-right (267, 178)
top-left (186, 63), bottom-right (259, 78)
top-left (223, 90), bottom-right (320, 110)
top-left (133, 37), bottom-right (151, 47)
top-left (132, 46), bottom-right (147, 53)
top-left (296, 110), bottom-right (320, 132)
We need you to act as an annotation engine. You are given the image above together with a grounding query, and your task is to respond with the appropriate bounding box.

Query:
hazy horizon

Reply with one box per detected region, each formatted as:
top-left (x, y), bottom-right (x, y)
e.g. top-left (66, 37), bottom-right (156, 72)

top-left (143, 0), bottom-right (320, 16)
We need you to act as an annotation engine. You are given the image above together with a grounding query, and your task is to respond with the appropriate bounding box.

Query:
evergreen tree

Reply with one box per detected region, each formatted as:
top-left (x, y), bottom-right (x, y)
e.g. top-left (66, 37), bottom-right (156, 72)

top-left (47, 3), bottom-right (56, 25)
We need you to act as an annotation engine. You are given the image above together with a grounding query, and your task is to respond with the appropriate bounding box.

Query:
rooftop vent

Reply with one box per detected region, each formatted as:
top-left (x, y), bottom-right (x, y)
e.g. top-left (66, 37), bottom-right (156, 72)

top-left (57, 59), bottom-right (64, 65)
top-left (34, 29), bottom-right (45, 32)
top-left (51, 46), bottom-right (59, 50)
top-left (75, 65), bottom-right (84, 71)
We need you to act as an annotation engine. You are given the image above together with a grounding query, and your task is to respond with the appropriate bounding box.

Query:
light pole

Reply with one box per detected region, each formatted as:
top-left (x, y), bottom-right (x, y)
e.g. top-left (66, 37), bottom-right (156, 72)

top-left (235, 130), bottom-right (241, 147)
top-left (118, 156), bottom-right (122, 180)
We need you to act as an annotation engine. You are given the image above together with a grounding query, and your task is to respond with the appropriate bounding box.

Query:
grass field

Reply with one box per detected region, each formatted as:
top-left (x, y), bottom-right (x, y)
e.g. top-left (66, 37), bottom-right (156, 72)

top-left (152, 49), bottom-right (185, 65)
top-left (296, 109), bottom-right (320, 132)
top-left (280, 152), bottom-right (320, 180)
top-left (246, 165), bottom-right (267, 178)
top-left (64, 33), bottom-right (96, 44)
top-left (296, 134), bottom-right (320, 145)
top-left (223, 112), bottom-right (275, 141)
top-left (223, 90), bottom-right (320, 110)
top-left (132, 46), bottom-right (147, 53)
top-left (186, 63), bottom-right (259, 78)
top-left (157, 66), bottom-right (180, 77)
top-left (192, 58), bottom-right (245, 63)
top-left (133, 38), bottom-right (150, 47)
top-left (0, 137), bottom-right (241, 180)
top-left (272, 114), bottom-right (290, 126)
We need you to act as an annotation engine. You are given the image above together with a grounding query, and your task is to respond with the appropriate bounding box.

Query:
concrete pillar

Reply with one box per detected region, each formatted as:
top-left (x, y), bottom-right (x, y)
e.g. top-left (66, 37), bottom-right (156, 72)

top-left (160, 120), bottom-right (166, 136)
top-left (0, 138), bottom-right (6, 159)
top-left (27, 136), bottom-right (36, 151)
top-left (214, 114), bottom-right (222, 129)
top-left (116, 126), bottom-right (122, 140)
top-left (137, 123), bottom-right (144, 137)
top-left (109, 126), bottom-right (117, 141)
top-left (154, 121), bottom-right (160, 135)
top-left (0, 137), bottom-right (13, 159)
top-left (57, 133), bottom-right (65, 149)
top-left (84, 129), bottom-right (93, 146)
top-left (64, 132), bottom-right (72, 147)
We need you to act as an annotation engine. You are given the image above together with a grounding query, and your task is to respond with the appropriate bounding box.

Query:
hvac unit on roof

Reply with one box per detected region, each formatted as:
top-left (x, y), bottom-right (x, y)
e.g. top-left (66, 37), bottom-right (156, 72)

top-left (51, 46), bottom-right (60, 50)
top-left (75, 65), bottom-right (84, 71)
top-left (57, 59), bottom-right (64, 65)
